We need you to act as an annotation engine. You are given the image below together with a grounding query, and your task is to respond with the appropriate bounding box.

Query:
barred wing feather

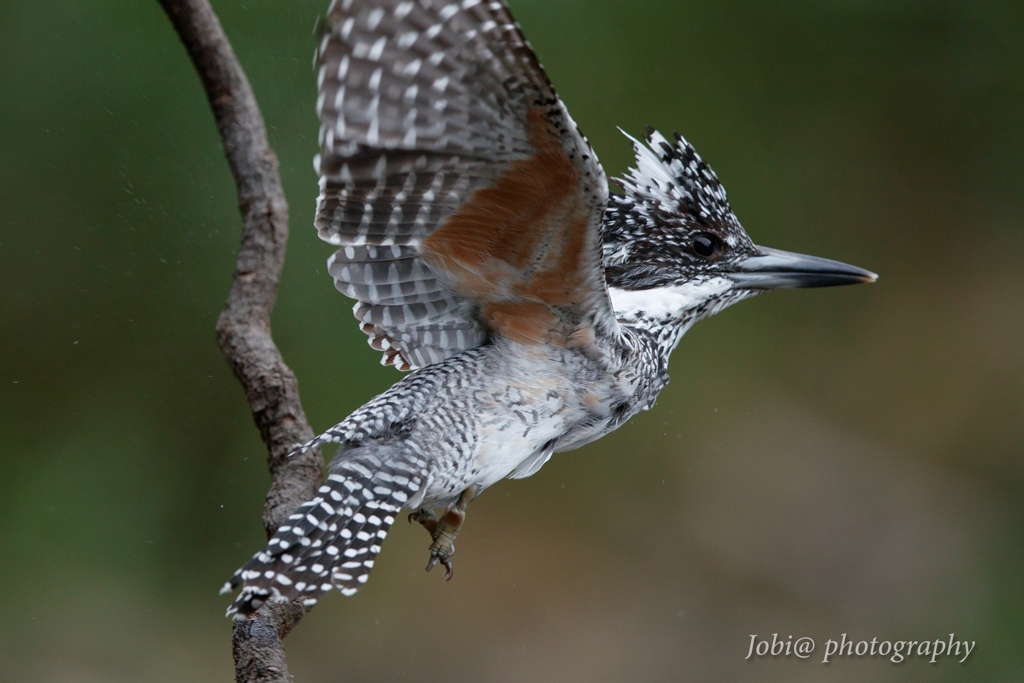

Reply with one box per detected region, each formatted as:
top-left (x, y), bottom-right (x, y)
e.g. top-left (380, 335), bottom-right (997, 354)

top-left (316, 0), bottom-right (617, 371)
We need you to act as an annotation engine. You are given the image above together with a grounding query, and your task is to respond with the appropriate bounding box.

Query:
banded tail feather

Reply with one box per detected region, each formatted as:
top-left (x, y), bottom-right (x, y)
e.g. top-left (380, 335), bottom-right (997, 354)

top-left (222, 445), bottom-right (428, 619)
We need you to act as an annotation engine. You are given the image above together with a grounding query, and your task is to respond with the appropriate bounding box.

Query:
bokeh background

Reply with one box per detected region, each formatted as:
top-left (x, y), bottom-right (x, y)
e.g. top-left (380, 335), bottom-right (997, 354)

top-left (1, 0), bottom-right (1022, 681)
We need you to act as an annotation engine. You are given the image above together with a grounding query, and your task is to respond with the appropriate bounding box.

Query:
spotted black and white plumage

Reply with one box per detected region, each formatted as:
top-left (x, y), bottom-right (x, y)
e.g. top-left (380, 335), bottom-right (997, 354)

top-left (228, 447), bottom-right (426, 607)
top-left (222, 0), bottom-right (876, 618)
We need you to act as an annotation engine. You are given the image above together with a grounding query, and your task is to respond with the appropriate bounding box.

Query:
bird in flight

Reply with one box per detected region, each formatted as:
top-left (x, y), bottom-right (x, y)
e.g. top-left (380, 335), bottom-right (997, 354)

top-left (223, 0), bottom-right (876, 618)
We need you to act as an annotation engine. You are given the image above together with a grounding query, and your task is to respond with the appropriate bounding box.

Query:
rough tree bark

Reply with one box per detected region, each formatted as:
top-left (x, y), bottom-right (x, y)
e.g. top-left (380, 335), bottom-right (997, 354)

top-left (157, 1), bottom-right (322, 680)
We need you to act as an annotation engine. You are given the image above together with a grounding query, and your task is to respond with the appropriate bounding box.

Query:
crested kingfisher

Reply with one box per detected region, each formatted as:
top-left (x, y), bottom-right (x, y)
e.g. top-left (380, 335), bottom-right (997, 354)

top-left (223, 0), bottom-right (876, 617)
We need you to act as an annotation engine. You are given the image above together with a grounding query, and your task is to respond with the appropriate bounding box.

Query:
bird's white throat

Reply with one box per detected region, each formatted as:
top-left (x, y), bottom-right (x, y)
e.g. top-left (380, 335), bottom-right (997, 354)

top-left (608, 277), bottom-right (733, 321)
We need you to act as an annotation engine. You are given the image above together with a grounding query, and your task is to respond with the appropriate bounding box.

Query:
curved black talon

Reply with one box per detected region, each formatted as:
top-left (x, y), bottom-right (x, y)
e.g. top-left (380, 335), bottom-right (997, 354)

top-left (441, 556), bottom-right (453, 581)
top-left (408, 508), bottom-right (439, 536)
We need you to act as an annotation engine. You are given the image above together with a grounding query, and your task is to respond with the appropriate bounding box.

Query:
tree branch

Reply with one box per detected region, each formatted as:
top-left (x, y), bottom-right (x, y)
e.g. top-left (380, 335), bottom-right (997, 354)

top-left (157, 1), bottom-right (323, 680)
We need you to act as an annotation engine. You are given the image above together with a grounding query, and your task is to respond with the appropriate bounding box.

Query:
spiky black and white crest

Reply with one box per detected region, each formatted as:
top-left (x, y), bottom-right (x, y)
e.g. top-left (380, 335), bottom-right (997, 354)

top-left (620, 127), bottom-right (735, 223)
top-left (602, 128), bottom-right (755, 288)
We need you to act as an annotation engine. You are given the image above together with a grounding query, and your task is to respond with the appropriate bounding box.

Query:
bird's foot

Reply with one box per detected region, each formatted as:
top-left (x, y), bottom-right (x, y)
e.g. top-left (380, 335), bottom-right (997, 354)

top-left (409, 505), bottom-right (456, 579)
top-left (407, 508), bottom-right (438, 536)
top-left (415, 486), bottom-right (477, 582)
top-left (425, 509), bottom-right (461, 580)
top-left (426, 544), bottom-right (455, 580)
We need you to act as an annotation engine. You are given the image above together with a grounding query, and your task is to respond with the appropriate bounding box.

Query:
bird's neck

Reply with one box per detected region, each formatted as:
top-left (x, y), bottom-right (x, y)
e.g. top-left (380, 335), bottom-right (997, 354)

top-left (608, 279), bottom-right (731, 359)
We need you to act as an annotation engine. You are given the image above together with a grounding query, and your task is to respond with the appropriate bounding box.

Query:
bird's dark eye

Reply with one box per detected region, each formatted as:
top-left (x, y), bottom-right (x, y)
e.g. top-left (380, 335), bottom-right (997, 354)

top-left (692, 234), bottom-right (719, 258)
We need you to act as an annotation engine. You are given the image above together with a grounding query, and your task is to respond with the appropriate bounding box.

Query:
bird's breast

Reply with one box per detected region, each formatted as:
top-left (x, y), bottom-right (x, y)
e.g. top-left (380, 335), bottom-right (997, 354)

top-left (467, 342), bottom-right (643, 486)
top-left (471, 368), bottom-right (579, 486)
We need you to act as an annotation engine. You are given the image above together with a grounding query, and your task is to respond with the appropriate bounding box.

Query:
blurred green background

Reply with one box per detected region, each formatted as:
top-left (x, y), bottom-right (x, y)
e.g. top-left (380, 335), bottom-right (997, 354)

top-left (1, 0), bottom-right (1022, 681)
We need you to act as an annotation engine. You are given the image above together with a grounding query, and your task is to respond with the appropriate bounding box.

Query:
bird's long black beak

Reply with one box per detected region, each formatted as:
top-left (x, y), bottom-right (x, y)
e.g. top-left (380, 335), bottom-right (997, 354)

top-left (727, 246), bottom-right (878, 289)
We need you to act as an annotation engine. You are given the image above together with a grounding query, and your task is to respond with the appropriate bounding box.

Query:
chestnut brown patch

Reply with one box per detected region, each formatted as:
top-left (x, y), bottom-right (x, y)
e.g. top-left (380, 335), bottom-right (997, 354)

top-left (483, 302), bottom-right (566, 346)
top-left (421, 107), bottom-right (595, 345)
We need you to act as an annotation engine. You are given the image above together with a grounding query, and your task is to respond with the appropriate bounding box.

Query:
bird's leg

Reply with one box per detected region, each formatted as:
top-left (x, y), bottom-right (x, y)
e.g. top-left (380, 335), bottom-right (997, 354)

top-left (419, 486), bottom-right (477, 581)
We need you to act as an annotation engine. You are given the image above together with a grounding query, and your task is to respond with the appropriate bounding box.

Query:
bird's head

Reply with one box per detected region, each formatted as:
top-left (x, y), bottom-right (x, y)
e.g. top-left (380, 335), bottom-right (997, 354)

top-left (603, 128), bottom-right (876, 328)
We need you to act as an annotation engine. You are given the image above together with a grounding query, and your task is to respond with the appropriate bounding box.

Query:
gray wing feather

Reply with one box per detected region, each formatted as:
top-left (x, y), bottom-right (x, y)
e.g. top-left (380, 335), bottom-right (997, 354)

top-left (315, 0), bottom-right (613, 371)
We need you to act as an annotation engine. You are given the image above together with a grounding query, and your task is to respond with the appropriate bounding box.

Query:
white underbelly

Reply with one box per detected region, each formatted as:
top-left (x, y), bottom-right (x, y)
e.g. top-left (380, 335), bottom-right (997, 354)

top-left (473, 414), bottom-right (568, 488)
top-left (472, 377), bottom-right (583, 488)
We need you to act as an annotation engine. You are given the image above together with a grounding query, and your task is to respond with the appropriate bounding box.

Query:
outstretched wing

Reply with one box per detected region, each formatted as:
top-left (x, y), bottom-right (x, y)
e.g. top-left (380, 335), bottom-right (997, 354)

top-left (315, 0), bottom-right (617, 371)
